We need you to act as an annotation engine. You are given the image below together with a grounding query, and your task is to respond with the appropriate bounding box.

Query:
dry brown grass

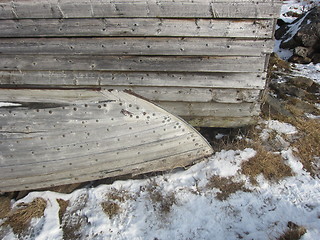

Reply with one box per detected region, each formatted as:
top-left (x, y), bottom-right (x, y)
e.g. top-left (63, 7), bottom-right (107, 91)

top-left (277, 222), bottom-right (307, 240)
top-left (106, 187), bottom-right (133, 203)
top-left (0, 196), bottom-right (11, 219)
top-left (200, 127), bottom-right (253, 152)
top-left (101, 187), bottom-right (135, 219)
top-left (59, 193), bottom-right (88, 240)
top-left (205, 175), bottom-right (251, 201)
top-left (268, 53), bottom-right (292, 79)
top-left (1, 197), bottom-right (47, 236)
top-left (146, 180), bottom-right (177, 215)
top-left (291, 118), bottom-right (320, 177)
top-left (101, 201), bottom-right (121, 219)
top-left (56, 198), bottom-right (69, 225)
top-left (202, 123), bottom-right (295, 184)
top-left (242, 145), bottom-right (293, 184)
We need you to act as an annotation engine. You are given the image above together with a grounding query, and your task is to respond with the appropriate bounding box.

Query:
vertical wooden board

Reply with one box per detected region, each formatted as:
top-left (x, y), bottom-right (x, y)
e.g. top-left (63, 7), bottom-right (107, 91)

top-left (0, 18), bottom-right (274, 38)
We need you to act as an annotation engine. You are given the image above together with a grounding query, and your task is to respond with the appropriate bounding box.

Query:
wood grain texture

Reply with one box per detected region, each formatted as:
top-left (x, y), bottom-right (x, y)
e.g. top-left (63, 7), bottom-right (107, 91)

top-left (0, 18), bottom-right (274, 38)
top-left (0, 38), bottom-right (274, 56)
top-left (0, 88), bottom-right (262, 104)
top-left (0, 71), bottom-right (267, 89)
top-left (0, 89), bottom-right (213, 192)
top-left (0, 0), bottom-right (282, 19)
top-left (0, 55), bottom-right (266, 72)
top-left (158, 101), bottom-right (261, 117)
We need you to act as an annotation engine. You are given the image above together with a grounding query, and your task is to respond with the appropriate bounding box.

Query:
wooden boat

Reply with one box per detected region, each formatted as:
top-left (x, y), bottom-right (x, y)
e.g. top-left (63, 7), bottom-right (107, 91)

top-left (0, 89), bottom-right (213, 192)
top-left (0, 0), bottom-right (281, 192)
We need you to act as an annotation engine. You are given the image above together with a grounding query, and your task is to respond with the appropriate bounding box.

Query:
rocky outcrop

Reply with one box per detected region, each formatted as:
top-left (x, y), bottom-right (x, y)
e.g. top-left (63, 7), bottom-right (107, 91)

top-left (276, 7), bottom-right (320, 64)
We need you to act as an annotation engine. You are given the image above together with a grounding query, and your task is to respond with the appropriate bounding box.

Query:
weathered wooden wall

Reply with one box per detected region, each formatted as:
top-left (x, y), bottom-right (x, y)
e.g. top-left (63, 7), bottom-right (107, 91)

top-left (0, 0), bottom-right (282, 127)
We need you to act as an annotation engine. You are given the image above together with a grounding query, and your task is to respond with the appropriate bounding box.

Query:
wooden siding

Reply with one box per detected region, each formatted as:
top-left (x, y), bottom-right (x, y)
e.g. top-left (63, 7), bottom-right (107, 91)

top-left (0, 0), bottom-right (282, 19)
top-left (0, 0), bottom-right (281, 127)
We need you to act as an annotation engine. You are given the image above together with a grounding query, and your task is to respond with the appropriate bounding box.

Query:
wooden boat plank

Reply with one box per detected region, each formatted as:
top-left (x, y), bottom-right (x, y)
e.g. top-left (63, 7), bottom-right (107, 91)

top-left (0, 0), bottom-right (282, 19)
top-left (0, 89), bottom-right (213, 192)
top-left (0, 18), bottom-right (274, 38)
top-left (0, 122), bottom-right (181, 162)
top-left (0, 71), bottom-right (267, 89)
top-left (0, 55), bottom-right (266, 73)
top-left (0, 38), bottom-right (274, 56)
top-left (0, 148), bottom-right (206, 192)
top-left (0, 131), bottom-right (201, 179)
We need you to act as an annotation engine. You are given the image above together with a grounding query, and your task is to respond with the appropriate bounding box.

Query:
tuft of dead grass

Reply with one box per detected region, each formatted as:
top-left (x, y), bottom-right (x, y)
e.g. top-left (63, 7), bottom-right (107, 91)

top-left (146, 180), bottom-right (177, 215)
top-left (106, 187), bottom-right (133, 203)
top-left (268, 53), bottom-right (292, 78)
top-left (59, 193), bottom-right (88, 240)
top-left (1, 197), bottom-right (47, 236)
top-left (202, 123), bottom-right (295, 184)
top-left (291, 118), bottom-right (320, 177)
top-left (101, 201), bottom-right (121, 219)
top-left (101, 187), bottom-right (135, 219)
top-left (56, 199), bottom-right (69, 225)
top-left (205, 175), bottom-right (251, 201)
top-left (0, 196), bottom-right (11, 219)
top-left (241, 145), bottom-right (293, 184)
top-left (277, 222), bottom-right (307, 240)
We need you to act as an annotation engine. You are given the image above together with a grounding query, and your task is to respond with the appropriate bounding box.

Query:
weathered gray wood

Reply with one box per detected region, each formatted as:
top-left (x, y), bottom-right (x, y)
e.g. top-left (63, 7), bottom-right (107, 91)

top-left (0, 38), bottom-right (274, 56)
top-left (183, 116), bottom-right (258, 128)
top-left (158, 101), bottom-right (261, 117)
top-left (0, 55), bottom-right (266, 73)
top-left (0, 0), bottom-right (282, 19)
top-left (0, 71), bottom-right (267, 89)
top-left (105, 87), bottom-right (262, 103)
top-left (0, 89), bottom-right (213, 192)
top-left (0, 88), bottom-right (261, 104)
top-left (1, 150), bottom-right (205, 191)
top-left (0, 18), bottom-right (274, 38)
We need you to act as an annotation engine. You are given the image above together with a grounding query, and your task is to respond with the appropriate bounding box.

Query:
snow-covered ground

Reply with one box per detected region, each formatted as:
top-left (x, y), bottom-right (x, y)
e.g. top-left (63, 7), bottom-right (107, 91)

top-left (1, 1), bottom-right (320, 240)
top-left (1, 120), bottom-right (319, 240)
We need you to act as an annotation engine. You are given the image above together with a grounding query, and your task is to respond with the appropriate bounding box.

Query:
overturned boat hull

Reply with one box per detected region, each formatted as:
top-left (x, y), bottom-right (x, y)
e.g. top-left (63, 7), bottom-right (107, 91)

top-left (0, 89), bottom-right (213, 192)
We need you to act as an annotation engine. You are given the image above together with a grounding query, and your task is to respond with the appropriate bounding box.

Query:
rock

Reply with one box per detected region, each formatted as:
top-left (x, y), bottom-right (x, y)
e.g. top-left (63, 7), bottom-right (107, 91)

top-left (312, 53), bottom-right (320, 63)
top-left (289, 76), bottom-right (315, 90)
top-left (294, 46), bottom-right (314, 58)
top-left (277, 7), bottom-right (320, 64)
top-left (288, 55), bottom-right (312, 64)
top-left (295, 24), bottom-right (319, 47)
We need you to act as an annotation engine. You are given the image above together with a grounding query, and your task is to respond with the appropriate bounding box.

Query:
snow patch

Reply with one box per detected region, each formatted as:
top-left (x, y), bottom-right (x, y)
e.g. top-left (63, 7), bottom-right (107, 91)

top-left (264, 120), bottom-right (298, 135)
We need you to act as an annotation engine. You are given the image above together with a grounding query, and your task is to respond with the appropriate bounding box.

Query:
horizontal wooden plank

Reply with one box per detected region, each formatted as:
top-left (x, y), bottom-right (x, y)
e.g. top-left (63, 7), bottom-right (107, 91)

top-left (158, 101), bottom-right (261, 117)
top-left (0, 0), bottom-right (282, 19)
top-left (107, 86), bottom-right (262, 103)
top-left (0, 55), bottom-right (266, 72)
top-left (0, 38), bottom-right (274, 56)
top-left (0, 87), bottom-right (262, 104)
top-left (0, 71), bottom-right (267, 89)
top-left (0, 18), bottom-right (274, 38)
top-left (184, 115), bottom-right (258, 127)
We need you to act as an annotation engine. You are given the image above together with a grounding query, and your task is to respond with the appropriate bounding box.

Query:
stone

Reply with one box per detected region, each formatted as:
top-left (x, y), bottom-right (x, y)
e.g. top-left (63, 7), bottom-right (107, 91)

top-left (294, 46), bottom-right (314, 58)
top-left (288, 55), bottom-right (312, 64)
